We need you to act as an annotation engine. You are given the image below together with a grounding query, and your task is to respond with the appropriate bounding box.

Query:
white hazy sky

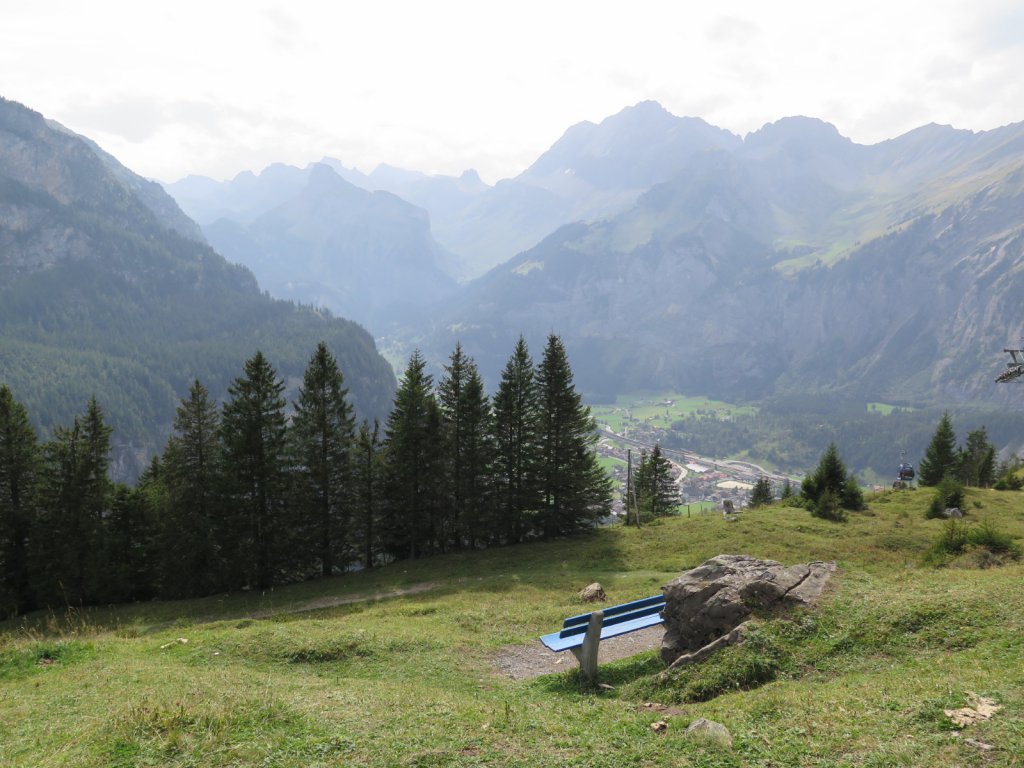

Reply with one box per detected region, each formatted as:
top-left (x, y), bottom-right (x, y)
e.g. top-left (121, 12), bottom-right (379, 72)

top-left (3, 0), bottom-right (1024, 184)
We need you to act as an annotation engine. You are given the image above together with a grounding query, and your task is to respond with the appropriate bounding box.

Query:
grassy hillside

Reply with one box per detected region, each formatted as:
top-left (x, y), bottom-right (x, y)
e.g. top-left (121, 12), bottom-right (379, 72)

top-left (2, 489), bottom-right (1022, 766)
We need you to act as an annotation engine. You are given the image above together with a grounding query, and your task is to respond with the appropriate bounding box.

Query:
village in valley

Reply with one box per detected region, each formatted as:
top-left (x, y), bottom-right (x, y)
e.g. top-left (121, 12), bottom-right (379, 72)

top-left (592, 394), bottom-right (797, 517)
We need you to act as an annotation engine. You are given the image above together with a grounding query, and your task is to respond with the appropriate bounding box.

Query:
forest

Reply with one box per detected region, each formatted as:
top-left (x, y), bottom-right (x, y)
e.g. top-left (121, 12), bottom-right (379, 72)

top-left (0, 335), bottom-right (612, 619)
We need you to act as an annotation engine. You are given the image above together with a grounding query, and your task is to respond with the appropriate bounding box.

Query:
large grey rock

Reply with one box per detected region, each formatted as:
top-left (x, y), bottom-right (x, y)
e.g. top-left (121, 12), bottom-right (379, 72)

top-left (660, 554), bottom-right (835, 665)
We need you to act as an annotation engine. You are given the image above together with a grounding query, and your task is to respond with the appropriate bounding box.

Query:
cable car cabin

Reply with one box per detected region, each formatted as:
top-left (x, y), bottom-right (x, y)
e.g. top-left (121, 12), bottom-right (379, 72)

top-left (898, 463), bottom-right (915, 481)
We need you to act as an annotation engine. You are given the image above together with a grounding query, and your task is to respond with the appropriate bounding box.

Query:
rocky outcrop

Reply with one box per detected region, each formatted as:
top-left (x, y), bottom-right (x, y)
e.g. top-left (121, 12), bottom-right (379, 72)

top-left (660, 554), bottom-right (835, 665)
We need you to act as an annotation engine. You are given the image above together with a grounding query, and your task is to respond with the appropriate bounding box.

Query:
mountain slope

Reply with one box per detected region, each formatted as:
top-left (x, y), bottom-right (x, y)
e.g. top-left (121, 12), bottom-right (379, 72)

top-left (413, 118), bottom-right (1024, 406)
top-left (0, 97), bottom-right (396, 478)
top-left (203, 164), bottom-right (457, 329)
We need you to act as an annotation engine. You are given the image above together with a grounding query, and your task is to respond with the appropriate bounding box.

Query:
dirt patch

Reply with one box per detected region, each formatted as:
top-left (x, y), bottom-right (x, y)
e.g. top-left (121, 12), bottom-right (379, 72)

top-left (492, 624), bottom-right (664, 680)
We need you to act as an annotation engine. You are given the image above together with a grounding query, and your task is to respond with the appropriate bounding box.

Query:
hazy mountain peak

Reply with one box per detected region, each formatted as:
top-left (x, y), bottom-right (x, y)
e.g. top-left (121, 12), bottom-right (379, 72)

top-left (745, 116), bottom-right (852, 148)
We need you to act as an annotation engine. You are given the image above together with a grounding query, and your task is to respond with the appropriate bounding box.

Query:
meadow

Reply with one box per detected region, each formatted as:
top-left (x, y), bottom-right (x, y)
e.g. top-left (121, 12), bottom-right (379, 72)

top-left (2, 488), bottom-right (1022, 766)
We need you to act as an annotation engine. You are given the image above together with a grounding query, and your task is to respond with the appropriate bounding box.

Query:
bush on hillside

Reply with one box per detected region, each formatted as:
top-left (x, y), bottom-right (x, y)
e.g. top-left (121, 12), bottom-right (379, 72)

top-left (924, 475), bottom-right (966, 519)
top-left (924, 517), bottom-right (1021, 566)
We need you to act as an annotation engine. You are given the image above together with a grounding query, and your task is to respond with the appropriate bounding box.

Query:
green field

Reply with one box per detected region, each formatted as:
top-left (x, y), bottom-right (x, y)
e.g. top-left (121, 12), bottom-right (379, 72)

top-left (591, 392), bottom-right (757, 433)
top-left (3, 489), bottom-right (1023, 766)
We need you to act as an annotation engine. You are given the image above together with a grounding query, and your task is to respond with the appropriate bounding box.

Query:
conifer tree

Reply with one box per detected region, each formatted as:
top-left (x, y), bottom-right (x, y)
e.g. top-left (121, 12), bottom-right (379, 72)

top-left (958, 426), bottom-right (996, 488)
top-left (291, 342), bottom-right (356, 577)
top-left (160, 380), bottom-right (224, 597)
top-left (919, 412), bottom-right (959, 486)
top-left (0, 385), bottom-right (39, 616)
top-left (748, 476), bottom-right (774, 508)
top-left (221, 351), bottom-right (289, 589)
top-left (634, 444), bottom-right (678, 520)
top-left (353, 420), bottom-right (382, 569)
top-left (382, 351), bottom-right (443, 559)
top-left (437, 343), bottom-right (493, 547)
top-left (99, 482), bottom-right (158, 603)
top-left (801, 442), bottom-right (862, 520)
top-left (34, 397), bottom-right (113, 605)
top-left (491, 337), bottom-right (541, 543)
top-left (535, 334), bottom-right (612, 536)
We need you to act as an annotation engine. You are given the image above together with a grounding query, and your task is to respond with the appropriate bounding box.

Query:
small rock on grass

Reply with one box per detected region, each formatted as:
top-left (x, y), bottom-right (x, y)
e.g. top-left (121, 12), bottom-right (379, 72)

top-left (684, 718), bottom-right (733, 749)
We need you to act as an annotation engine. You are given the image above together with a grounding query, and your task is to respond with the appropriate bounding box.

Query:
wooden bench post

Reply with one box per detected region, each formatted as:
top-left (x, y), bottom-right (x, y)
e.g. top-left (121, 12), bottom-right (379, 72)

top-left (570, 610), bottom-right (604, 682)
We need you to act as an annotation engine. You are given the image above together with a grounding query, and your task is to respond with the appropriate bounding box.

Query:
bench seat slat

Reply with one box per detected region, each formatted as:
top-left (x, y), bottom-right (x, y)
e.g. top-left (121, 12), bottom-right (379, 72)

top-left (539, 594), bottom-right (665, 652)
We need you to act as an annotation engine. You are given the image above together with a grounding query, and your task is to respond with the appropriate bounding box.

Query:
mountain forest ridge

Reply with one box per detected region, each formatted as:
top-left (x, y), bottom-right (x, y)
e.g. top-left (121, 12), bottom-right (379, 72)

top-left (165, 101), bottom-right (1024, 408)
top-left (0, 96), bottom-right (397, 479)
top-left (4, 94), bottom-right (1024, 479)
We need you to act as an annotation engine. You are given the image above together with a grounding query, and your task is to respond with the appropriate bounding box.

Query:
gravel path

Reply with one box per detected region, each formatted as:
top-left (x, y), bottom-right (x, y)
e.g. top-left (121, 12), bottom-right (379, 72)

top-left (492, 624), bottom-right (664, 680)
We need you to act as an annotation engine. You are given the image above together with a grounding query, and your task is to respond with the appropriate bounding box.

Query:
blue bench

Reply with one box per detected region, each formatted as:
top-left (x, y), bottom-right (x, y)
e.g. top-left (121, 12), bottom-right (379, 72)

top-left (539, 594), bottom-right (665, 680)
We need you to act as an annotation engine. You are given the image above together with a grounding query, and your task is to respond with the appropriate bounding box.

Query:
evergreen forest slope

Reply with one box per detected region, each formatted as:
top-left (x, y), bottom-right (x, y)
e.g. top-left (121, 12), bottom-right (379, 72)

top-left (0, 97), bottom-right (396, 478)
top-left (2, 487), bottom-right (1021, 766)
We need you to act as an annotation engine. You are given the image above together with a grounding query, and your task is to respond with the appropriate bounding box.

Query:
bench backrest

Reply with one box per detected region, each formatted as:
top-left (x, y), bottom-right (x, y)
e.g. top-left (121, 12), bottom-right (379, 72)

top-left (558, 594), bottom-right (664, 640)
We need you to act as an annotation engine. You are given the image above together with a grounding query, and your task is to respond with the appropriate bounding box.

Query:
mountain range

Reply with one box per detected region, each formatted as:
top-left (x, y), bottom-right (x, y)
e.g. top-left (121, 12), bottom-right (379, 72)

top-left (0, 97), bottom-right (396, 479)
top-left (172, 101), bottom-right (1024, 408)
top-left (411, 112), bottom-right (1024, 405)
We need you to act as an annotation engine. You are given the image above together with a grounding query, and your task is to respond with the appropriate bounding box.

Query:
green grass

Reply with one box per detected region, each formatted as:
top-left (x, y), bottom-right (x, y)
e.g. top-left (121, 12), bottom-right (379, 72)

top-left (3, 488), bottom-right (1024, 765)
top-left (591, 392), bottom-right (756, 433)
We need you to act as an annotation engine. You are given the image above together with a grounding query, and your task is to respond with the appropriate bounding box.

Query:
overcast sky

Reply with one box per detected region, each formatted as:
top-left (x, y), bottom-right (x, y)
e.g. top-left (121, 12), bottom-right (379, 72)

top-left (3, 0), bottom-right (1023, 184)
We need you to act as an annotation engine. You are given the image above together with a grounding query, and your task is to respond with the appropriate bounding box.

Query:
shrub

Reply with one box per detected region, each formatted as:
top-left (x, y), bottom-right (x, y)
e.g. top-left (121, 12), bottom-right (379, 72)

top-left (968, 519), bottom-right (1022, 558)
top-left (925, 474), bottom-right (965, 519)
top-left (810, 489), bottom-right (848, 522)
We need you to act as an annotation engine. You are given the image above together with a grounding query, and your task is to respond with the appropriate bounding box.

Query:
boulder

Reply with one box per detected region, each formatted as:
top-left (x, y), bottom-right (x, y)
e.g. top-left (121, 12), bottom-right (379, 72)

top-left (579, 582), bottom-right (607, 603)
top-left (660, 554), bottom-right (835, 665)
top-left (684, 718), bottom-right (733, 748)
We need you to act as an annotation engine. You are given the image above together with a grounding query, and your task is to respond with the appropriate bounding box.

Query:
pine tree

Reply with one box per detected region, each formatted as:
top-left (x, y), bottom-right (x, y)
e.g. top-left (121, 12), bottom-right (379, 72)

top-left (491, 337), bottom-right (541, 543)
top-left (919, 412), bottom-right (959, 486)
top-left (291, 342), bottom-right (356, 577)
top-left (34, 397), bottom-right (113, 605)
top-left (780, 479), bottom-right (794, 500)
top-left (0, 385), bottom-right (39, 616)
top-left (160, 380), bottom-right (224, 597)
top-left (221, 351), bottom-right (289, 589)
top-left (353, 420), bottom-right (382, 569)
top-left (748, 476), bottom-right (774, 508)
top-left (958, 427), bottom-right (996, 488)
top-left (801, 442), bottom-right (862, 520)
top-left (535, 334), bottom-right (612, 536)
top-left (99, 482), bottom-right (158, 603)
top-left (437, 343), bottom-right (493, 547)
top-left (634, 444), bottom-right (678, 520)
top-left (382, 351), bottom-right (443, 559)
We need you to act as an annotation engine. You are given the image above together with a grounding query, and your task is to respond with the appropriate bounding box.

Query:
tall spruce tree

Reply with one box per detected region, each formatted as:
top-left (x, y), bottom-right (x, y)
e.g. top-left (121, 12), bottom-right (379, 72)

top-left (382, 351), bottom-right (443, 559)
top-left (801, 442), bottom-right (863, 520)
top-left (221, 351), bottom-right (289, 589)
top-left (353, 420), bottom-right (382, 569)
top-left (958, 427), bottom-right (996, 488)
top-left (437, 343), bottom-right (493, 547)
top-left (919, 412), bottom-right (959, 485)
top-left (34, 397), bottom-right (113, 605)
top-left (535, 334), bottom-right (612, 536)
top-left (634, 444), bottom-right (678, 520)
top-left (0, 385), bottom-right (39, 616)
top-left (291, 342), bottom-right (356, 577)
top-left (491, 337), bottom-right (541, 543)
top-left (99, 482), bottom-right (158, 603)
top-left (748, 476), bottom-right (774, 508)
top-left (160, 380), bottom-right (224, 597)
